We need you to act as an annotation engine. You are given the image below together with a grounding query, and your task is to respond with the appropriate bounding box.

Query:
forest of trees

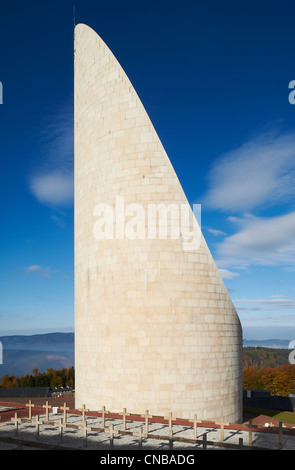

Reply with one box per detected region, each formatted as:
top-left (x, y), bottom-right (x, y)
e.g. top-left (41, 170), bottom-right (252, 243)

top-left (0, 366), bottom-right (74, 389)
top-left (243, 347), bottom-right (290, 369)
top-left (243, 363), bottom-right (295, 396)
top-left (242, 347), bottom-right (295, 396)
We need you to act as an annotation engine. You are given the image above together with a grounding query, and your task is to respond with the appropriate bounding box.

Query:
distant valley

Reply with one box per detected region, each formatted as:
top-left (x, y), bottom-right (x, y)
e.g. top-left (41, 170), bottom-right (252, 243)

top-left (0, 332), bottom-right (74, 379)
top-left (0, 332), bottom-right (292, 381)
top-left (243, 338), bottom-right (291, 349)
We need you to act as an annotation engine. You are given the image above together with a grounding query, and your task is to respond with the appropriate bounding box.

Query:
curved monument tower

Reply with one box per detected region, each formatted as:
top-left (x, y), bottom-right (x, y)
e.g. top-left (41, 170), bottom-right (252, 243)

top-left (74, 23), bottom-right (243, 422)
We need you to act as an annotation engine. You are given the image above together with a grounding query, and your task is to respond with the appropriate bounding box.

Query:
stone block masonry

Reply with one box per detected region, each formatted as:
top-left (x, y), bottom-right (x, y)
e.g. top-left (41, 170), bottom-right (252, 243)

top-left (74, 23), bottom-right (243, 422)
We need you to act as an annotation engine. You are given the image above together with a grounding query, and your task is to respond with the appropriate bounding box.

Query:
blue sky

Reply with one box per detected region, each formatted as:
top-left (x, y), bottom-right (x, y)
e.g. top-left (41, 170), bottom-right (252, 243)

top-left (0, 0), bottom-right (295, 340)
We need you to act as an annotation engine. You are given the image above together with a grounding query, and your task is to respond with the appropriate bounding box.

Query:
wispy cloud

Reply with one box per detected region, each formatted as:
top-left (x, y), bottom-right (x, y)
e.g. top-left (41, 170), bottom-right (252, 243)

top-left (28, 100), bottom-right (74, 208)
top-left (203, 130), bottom-right (295, 212)
top-left (215, 211), bottom-right (295, 268)
top-left (206, 227), bottom-right (226, 237)
top-left (0, 313), bottom-right (34, 320)
top-left (29, 172), bottom-right (73, 206)
top-left (234, 296), bottom-right (295, 311)
top-left (26, 265), bottom-right (57, 278)
top-left (218, 268), bottom-right (240, 280)
top-left (50, 214), bottom-right (67, 229)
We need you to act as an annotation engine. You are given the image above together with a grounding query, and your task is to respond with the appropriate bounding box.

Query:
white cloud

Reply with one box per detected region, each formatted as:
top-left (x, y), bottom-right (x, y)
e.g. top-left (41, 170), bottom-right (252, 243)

top-left (204, 130), bottom-right (295, 212)
top-left (27, 265), bottom-right (41, 272)
top-left (206, 227), bottom-right (226, 237)
top-left (215, 211), bottom-right (295, 268)
top-left (30, 172), bottom-right (73, 206)
top-left (218, 268), bottom-right (240, 279)
top-left (51, 214), bottom-right (67, 229)
top-left (234, 296), bottom-right (295, 311)
top-left (26, 265), bottom-right (57, 278)
top-left (28, 100), bottom-right (74, 207)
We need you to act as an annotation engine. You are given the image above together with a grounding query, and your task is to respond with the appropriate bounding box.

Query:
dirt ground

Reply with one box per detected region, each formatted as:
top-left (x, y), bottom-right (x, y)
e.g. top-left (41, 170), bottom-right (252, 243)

top-left (0, 395), bottom-right (75, 409)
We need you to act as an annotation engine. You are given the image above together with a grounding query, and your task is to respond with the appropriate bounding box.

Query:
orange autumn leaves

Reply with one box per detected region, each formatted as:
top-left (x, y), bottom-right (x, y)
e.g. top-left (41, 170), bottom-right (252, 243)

top-left (243, 364), bottom-right (295, 396)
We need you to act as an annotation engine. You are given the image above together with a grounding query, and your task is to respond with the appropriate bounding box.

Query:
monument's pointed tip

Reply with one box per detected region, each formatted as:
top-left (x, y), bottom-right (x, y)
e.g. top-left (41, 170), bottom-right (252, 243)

top-left (74, 23), bottom-right (106, 47)
top-left (75, 22), bottom-right (91, 31)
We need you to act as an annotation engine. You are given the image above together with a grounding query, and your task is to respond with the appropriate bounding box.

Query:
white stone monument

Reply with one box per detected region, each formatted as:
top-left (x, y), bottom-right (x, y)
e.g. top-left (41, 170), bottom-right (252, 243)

top-left (74, 23), bottom-right (243, 422)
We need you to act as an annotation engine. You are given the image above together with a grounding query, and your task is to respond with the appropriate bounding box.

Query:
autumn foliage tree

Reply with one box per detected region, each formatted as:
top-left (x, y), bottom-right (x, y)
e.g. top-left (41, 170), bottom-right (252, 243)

top-left (243, 364), bottom-right (295, 396)
top-left (0, 367), bottom-right (74, 389)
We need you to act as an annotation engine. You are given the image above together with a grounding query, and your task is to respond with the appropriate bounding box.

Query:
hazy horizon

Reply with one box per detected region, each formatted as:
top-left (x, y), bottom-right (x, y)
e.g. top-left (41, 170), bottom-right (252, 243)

top-left (0, 326), bottom-right (294, 342)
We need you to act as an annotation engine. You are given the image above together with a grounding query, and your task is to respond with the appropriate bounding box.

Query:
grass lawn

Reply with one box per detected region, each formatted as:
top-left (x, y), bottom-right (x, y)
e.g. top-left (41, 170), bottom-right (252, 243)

top-left (244, 406), bottom-right (295, 424)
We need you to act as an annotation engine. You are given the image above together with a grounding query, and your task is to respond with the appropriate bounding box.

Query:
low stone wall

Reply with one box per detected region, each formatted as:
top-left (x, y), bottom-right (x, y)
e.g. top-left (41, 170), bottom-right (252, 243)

top-left (243, 390), bottom-right (295, 412)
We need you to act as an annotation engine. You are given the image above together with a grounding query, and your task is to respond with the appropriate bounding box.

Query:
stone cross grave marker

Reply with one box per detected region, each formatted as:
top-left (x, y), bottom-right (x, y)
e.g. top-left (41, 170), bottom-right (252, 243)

top-left (78, 419), bottom-right (93, 448)
top-left (42, 401), bottom-right (52, 422)
top-left (57, 417), bottom-right (67, 444)
top-left (105, 423), bottom-right (119, 449)
top-left (216, 417), bottom-right (229, 442)
top-left (79, 404), bottom-right (89, 422)
top-left (99, 405), bottom-right (107, 428)
top-left (163, 411), bottom-right (174, 449)
top-left (248, 419), bottom-right (253, 446)
top-left (132, 426), bottom-right (143, 449)
top-left (11, 412), bottom-right (22, 437)
top-left (60, 403), bottom-right (70, 424)
top-left (26, 400), bottom-right (35, 419)
top-left (35, 415), bottom-right (43, 440)
top-left (136, 425), bottom-right (143, 448)
top-left (278, 422), bottom-right (284, 450)
top-left (122, 407), bottom-right (130, 431)
top-left (141, 410), bottom-right (150, 436)
top-left (193, 414), bottom-right (203, 439)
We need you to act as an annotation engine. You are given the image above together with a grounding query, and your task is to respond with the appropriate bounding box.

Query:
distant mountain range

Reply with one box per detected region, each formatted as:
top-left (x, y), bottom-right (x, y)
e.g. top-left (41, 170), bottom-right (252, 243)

top-left (243, 338), bottom-right (291, 349)
top-left (0, 332), bottom-right (74, 352)
top-left (0, 332), bottom-right (74, 380)
top-left (0, 332), bottom-right (291, 381)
